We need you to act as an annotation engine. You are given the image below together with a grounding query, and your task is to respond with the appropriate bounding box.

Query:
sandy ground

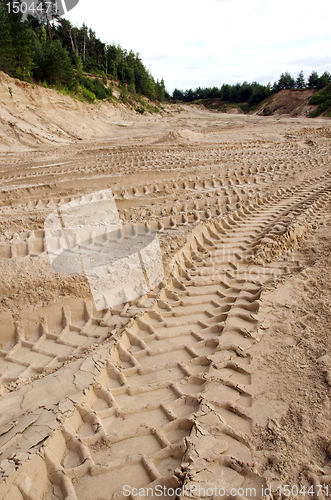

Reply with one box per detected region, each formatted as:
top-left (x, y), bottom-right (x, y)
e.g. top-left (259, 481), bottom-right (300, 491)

top-left (0, 77), bottom-right (331, 500)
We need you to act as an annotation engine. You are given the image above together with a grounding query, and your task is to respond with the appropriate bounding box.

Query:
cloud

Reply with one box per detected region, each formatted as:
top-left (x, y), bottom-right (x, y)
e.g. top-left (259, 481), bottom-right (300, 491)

top-left (64, 0), bottom-right (331, 92)
top-left (289, 55), bottom-right (331, 68)
top-left (186, 39), bottom-right (207, 49)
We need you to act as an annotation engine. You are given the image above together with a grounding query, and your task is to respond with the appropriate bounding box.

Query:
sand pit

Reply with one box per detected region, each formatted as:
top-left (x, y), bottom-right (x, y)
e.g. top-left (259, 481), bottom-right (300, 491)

top-left (0, 79), bottom-right (331, 500)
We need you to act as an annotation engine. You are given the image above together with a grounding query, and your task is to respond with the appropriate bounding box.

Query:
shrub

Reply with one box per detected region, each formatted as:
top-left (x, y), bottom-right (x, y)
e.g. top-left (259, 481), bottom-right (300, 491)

top-left (119, 84), bottom-right (129, 101)
top-left (80, 86), bottom-right (96, 103)
top-left (309, 83), bottom-right (331, 116)
top-left (93, 78), bottom-right (107, 99)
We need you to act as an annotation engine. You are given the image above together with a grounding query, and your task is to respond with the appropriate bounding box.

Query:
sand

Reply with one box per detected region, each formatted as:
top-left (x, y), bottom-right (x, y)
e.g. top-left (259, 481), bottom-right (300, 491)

top-left (0, 73), bottom-right (331, 500)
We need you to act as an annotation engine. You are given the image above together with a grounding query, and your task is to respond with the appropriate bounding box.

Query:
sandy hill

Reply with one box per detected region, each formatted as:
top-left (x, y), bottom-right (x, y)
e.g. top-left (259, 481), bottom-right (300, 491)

top-left (0, 72), bottom-right (139, 152)
top-left (255, 88), bottom-right (317, 117)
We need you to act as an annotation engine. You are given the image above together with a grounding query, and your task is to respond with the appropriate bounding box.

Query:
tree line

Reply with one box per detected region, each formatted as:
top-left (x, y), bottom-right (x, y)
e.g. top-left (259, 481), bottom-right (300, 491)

top-left (171, 71), bottom-right (331, 107)
top-left (0, 1), bottom-right (329, 110)
top-left (0, 0), bottom-right (166, 102)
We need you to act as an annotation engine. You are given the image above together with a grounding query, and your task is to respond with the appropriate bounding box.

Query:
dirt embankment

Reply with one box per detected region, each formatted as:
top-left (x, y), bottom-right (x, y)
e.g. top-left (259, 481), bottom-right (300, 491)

top-left (256, 89), bottom-right (317, 118)
top-left (0, 71), bottom-right (139, 152)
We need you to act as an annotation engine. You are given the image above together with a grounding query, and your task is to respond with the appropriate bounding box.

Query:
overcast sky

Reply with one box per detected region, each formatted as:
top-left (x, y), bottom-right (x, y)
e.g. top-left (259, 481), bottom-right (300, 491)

top-left (64, 0), bottom-right (331, 93)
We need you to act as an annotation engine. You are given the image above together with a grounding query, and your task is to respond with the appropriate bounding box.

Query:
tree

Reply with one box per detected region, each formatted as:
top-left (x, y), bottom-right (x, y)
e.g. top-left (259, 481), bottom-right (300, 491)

top-left (155, 78), bottom-right (165, 102)
top-left (308, 71), bottom-right (319, 89)
top-left (76, 55), bottom-right (83, 79)
top-left (184, 88), bottom-right (194, 102)
top-left (296, 71), bottom-right (306, 89)
top-left (0, 4), bottom-right (165, 102)
top-left (221, 84), bottom-right (231, 101)
top-left (316, 71), bottom-right (331, 90)
top-left (48, 40), bottom-right (73, 89)
top-left (56, 18), bottom-right (78, 55)
top-left (32, 28), bottom-right (46, 82)
top-left (239, 81), bottom-right (252, 102)
top-left (278, 72), bottom-right (295, 89)
top-left (0, 0), bottom-right (14, 75)
top-left (33, 0), bottom-right (61, 42)
top-left (140, 71), bottom-right (156, 101)
top-left (248, 83), bottom-right (268, 107)
top-left (82, 23), bottom-right (88, 61)
top-left (0, 0), bottom-right (33, 79)
top-left (11, 16), bottom-right (34, 79)
top-left (173, 88), bottom-right (184, 100)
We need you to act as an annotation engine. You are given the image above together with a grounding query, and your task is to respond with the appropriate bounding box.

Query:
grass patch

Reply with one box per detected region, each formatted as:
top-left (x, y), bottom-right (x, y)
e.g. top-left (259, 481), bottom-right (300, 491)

top-left (29, 74), bottom-right (162, 112)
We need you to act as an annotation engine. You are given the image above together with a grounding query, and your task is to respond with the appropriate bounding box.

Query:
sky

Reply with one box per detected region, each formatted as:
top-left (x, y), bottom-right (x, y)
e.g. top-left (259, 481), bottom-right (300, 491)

top-left (63, 0), bottom-right (331, 93)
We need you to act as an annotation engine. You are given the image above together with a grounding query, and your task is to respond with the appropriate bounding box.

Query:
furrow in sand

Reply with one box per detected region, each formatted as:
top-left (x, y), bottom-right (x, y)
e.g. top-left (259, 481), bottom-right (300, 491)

top-left (0, 175), bottom-right (330, 391)
top-left (1, 175), bottom-right (331, 499)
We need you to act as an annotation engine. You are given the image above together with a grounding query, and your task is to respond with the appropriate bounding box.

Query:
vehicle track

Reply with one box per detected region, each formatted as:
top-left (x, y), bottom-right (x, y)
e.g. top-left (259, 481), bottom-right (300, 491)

top-left (1, 140), bottom-right (329, 210)
top-left (1, 173), bottom-right (330, 393)
top-left (0, 164), bottom-right (326, 259)
top-left (1, 175), bottom-right (331, 500)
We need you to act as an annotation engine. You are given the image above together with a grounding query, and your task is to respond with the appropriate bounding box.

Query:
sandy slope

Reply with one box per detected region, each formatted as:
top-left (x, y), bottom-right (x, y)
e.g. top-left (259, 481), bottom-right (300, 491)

top-left (256, 89), bottom-right (317, 118)
top-left (0, 71), bottom-right (140, 151)
top-left (0, 74), bottom-right (331, 500)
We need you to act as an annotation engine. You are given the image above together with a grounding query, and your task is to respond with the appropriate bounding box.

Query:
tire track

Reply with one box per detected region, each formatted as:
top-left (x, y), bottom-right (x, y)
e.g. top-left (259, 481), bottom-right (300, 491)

top-left (3, 167), bottom-right (329, 260)
top-left (1, 176), bottom-right (330, 394)
top-left (1, 176), bottom-right (331, 499)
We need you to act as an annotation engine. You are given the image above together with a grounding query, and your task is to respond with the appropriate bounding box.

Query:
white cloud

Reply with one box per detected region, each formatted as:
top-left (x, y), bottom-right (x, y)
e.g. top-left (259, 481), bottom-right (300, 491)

top-left (65, 0), bottom-right (331, 92)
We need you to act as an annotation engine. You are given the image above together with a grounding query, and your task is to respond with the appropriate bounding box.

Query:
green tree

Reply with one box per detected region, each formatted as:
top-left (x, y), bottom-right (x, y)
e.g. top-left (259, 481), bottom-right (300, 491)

top-left (278, 72), bottom-right (295, 89)
top-left (316, 71), bottom-right (331, 90)
top-left (0, 0), bottom-right (14, 75)
top-left (221, 84), bottom-right (231, 101)
top-left (76, 55), bottom-right (83, 79)
top-left (0, 4), bottom-right (165, 103)
top-left (155, 78), bottom-right (165, 102)
top-left (308, 71), bottom-right (319, 89)
top-left (11, 18), bottom-right (34, 79)
top-left (248, 83), bottom-right (268, 106)
top-left (48, 40), bottom-right (73, 89)
top-left (173, 88), bottom-right (184, 100)
top-left (140, 71), bottom-right (156, 100)
top-left (0, 0), bottom-right (33, 79)
top-left (296, 71), bottom-right (306, 89)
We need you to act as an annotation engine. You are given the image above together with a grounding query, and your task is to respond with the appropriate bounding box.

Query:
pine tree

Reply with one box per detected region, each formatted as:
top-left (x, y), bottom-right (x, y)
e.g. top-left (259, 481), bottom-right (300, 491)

top-left (11, 16), bottom-right (34, 79)
top-left (0, 0), bottom-right (14, 75)
top-left (296, 71), bottom-right (306, 89)
top-left (308, 71), bottom-right (319, 89)
top-left (48, 39), bottom-right (73, 89)
top-left (155, 78), bottom-right (166, 102)
top-left (316, 71), bottom-right (331, 90)
top-left (278, 72), bottom-right (295, 90)
top-left (0, 0), bottom-right (34, 79)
